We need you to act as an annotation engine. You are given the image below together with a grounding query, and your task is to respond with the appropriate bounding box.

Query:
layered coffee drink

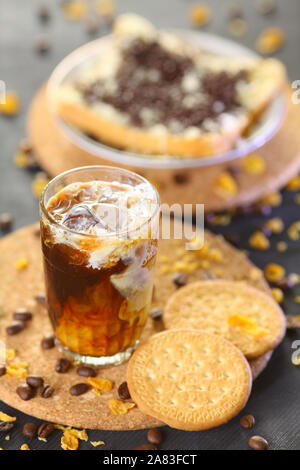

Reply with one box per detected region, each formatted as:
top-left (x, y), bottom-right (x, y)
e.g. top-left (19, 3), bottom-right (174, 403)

top-left (40, 166), bottom-right (160, 365)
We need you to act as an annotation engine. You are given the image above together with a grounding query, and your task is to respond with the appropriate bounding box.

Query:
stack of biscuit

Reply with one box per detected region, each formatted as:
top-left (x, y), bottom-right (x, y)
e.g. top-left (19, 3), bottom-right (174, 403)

top-left (127, 280), bottom-right (286, 430)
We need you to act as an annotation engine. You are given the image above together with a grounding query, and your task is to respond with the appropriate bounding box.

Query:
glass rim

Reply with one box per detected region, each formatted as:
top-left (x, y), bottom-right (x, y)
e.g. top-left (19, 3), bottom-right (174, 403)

top-left (40, 165), bottom-right (161, 239)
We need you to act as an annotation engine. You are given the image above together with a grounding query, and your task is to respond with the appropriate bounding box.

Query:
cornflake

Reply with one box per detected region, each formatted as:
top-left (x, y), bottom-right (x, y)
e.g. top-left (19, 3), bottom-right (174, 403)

top-left (260, 191), bottom-right (282, 207)
top-left (241, 154), bottom-right (266, 175)
top-left (228, 314), bottom-right (269, 338)
top-left (61, 430), bottom-right (79, 450)
top-left (264, 263), bottom-right (285, 283)
top-left (62, 0), bottom-right (88, 20)
top-left (0, 411), bottom-right (16, 423)
top-left (0, 92), bottom-right (20, 115)
top-left (20, 444), bottom-right (30, 450)
top-left (90, 440), bottom-right (105, 447)
top-left (15, 258), bottom-right (29, 271)
top-left (286, 175), bottom-right (300, 191)
top-left (188, 4), bottom-right (211, 26)
top-left (94, 0), bottom-right (115, 17)
top-left (249, 231), bottom-right (270, 250)
top-left (264, 217), bottom-right (284, 234)
top-left (271, 287), bottom-right (284, 304)
top-left (6, 362), bottom-right (28, 378)
top-left (109, 399), bottom-right (136, 415)
top-left (256, 27), bottom-right (285, 54)
top-left (87, 377), bottom-right (113, 392)
top-left (214, 172), bottom-right (237, 198)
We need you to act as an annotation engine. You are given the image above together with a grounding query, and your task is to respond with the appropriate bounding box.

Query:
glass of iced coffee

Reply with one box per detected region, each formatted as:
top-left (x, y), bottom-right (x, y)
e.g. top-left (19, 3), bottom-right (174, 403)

top-left (40, 166), bottom-right (160, 366)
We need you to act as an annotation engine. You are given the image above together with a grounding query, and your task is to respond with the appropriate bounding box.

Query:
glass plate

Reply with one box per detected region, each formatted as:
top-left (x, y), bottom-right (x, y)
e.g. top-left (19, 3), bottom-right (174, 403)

top-left (47, 30), bottom-right (286, 170)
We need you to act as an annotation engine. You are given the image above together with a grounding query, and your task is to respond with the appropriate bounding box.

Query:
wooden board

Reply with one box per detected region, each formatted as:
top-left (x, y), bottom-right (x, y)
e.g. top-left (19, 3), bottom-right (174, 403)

top-left (28, 86), bottom-right (300, 212)
top-left (0, 221), bottom-right (273, 430)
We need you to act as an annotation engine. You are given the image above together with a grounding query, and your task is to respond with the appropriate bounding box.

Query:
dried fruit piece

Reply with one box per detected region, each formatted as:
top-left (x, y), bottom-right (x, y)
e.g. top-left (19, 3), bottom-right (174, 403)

top-left (228, 314), bottom-right (270, 338)
top-left (87, 377), bottom-right (113, 392)
top-left (20, 443), bottom-right (30, 450)
top-left (0, 91), bottom-right (20, 115)
top-left (108, 399), bottom-right (136, 415)
top-left (264, 263), bottom-right (285, 283)
top-left (249, 231), bottom-right (270, 250)
top-left (241, 154), bottom-right (266, 175)
top-left (256, 27), bottom-right (285, 55)
top-left (15, 258), bottom-right (29, 271)
top-left (188, 3), bottom-right (211, 26)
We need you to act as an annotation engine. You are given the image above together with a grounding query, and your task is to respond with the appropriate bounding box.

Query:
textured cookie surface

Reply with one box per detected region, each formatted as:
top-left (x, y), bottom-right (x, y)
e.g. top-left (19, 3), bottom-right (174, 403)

top-left (127, 329), bottom-right (252, 430)
top-left (164, 280), bottom-right (286, 359)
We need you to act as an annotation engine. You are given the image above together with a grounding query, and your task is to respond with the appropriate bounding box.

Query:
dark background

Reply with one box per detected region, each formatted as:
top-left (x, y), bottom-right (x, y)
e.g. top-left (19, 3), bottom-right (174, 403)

top-left (1, 0), bottom-right (300, 450)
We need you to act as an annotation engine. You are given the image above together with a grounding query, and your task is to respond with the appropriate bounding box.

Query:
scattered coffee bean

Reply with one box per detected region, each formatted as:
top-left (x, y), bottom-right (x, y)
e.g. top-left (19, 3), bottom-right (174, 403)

top-left (147, 428), bottom-right (162, 445)
top-left (6, 322), bottom-right (25, 336)
top-left (37, 4), bottom-right (51, 22)
top-left (0, 366), bottom-right (6, 377)
top-left (0, 213), bottom-right (13, 230)
top-left (26, 375), bottom-right (44, 388)
top-left (118, 381), bottom-right (131, 400)
top-left (255, 0), bottom-right (276, 15)
top-left (135, 444), bottom-right (157, 450)
top-left (13, 309), bottom-right (32, 322)
top-left (240, 414), bottom-right (255, 429)
top-left (18, 138), bottom-right (33, 154)
top-left (149, 308), bottom-right (163, 320)
top-left (34, 35), bottom-right (50, 54)
top-left (17, 384), bottom-right (35, 401)
top-left (224, 232), bottom-right (240, 246)
top-left (248, 435), bottom-right (268, 450)
top-left (38, 422), bottom-right (55, 439)
top-left (35, 294), bottom-right (46, 306)
top-left (0, 421), bottom-right (15, 433)
top-left (40, 384), bottom-right (54, 398)
top-left (76, 365), bottom-right (97, 378)
top-left (277, 278), bottom-right (295, 290)
top-left (41, 335), bottom-right (55, 349)
top-left (173, 173), bottom-right (189, 185)
top-left (55, 358), bottom-right (71, 374)
top-left (84, 15), bottom-right (100, 34)
top-left (22, 422), bottom-right (37, 439)
top-left (70, 383), bottom-right (89, 396)
top-left (172, 272), bottom-right (188, 287)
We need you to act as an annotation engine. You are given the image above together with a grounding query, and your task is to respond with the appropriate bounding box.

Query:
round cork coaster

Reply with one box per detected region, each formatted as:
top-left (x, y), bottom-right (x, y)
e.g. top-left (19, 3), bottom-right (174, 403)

top-left (27, 85), bottom-right (300, 212)
top-left (0, 220), bottom-right (272, 430)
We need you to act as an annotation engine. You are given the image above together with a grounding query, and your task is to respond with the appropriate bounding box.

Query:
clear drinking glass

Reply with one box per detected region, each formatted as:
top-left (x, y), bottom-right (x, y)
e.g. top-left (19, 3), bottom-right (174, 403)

top-left (40, 166), bottom-right (160, 366)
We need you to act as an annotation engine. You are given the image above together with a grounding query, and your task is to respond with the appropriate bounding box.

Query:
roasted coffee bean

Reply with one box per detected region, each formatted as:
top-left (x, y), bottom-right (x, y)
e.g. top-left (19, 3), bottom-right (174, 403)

top-left (13, 309), bottom-right (32, 322)
top-left (149, 308), bottom-right (163, 320)
top-left (173, 173), bottom-right (189, 185)
top-left (240, 414), bottom-right (255, 429)
top-left (34, 35), bottom-right (50, 54)
top-left (277, 278), bottom-right (295, 290)
top-left (6, 322), bottom-right (25, 335)
top-left (172, 272), bottom-right (188, 287)
top-left (35, 294), bottom-right (46, 306)
top-left (118, 381), bottom-right (131, 400)
top-left (55, 358), bottom-right (71, 373)
top-left (76, 365), bottom-right (97, 378)
top-left (0, 213), bottom-right (13, 230)
top-left (37, 4), bottom-right (51, 22)
top-left (224, 232), bottom-right (240, 246)
top-left (40, 384), bottom-right (54, 398)
top-left (22, 422), bottom-right (37, 439)
top-left (135, 444), bottom-right (157, 450)
top-left (0, 421), bottom-right (15, 433)
top-left (17, 384), bottom-right (35, 401)
top-left (41, 335), bottom-right (55, 349)
top-left (147, 428), bottom-right (162, 445)
top-left (38, 422), bottom-right (55, 439)
top-left (248, 435), bottom-right (268, 450)
top-left (0, 366), bottom-right (6, 377)
top-left (70, 383), bottom-right (89, 396)
top-left (26, 376), bottom-right (44, 388)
